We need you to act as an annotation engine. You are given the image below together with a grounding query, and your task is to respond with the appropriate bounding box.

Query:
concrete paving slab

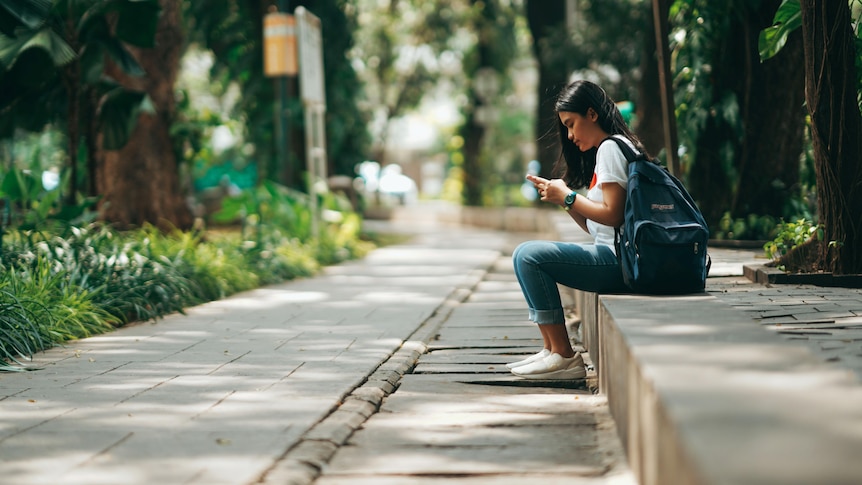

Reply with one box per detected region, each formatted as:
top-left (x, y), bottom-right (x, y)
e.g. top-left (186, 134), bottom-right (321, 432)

top-left (316, 475), bottom-right (632, 485)
top-left (417, 352), bottom-right (534, 365)
top-left (370, 377), bottom-right (594, 414)
top-left (323, 443), bottom-right (609, 476)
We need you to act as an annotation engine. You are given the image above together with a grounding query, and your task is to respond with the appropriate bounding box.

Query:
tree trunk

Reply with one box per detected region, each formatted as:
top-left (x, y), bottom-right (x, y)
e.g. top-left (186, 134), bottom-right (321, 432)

top-left (97, 0), bottom-right (192, 231)
top-left (731, 0), bottom-right (805, 219)
top-left (688, 1), bottom-right (805, 227)
top-left (62, 11), bottom-right (80, 207)
top-left (526, 0), bottom-right (569, 178)
top-left (460, 109), bottom-right (484, 206)
top-left (461, 0), bottom-right (498, 207)
top-left (800, 0), bottom-right (862, 274)
top-left (636, 3), bottom-right (664, 158)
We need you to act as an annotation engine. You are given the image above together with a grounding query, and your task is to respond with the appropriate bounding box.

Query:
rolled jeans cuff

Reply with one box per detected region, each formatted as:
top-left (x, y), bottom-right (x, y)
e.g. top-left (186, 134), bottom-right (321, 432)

top-left (529, 308), bottom-right (565, 325)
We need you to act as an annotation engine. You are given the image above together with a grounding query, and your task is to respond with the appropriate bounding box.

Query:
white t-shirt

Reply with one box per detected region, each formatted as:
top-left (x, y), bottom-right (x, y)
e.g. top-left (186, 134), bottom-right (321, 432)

top-left (585, 135), bottom-right (632, 250)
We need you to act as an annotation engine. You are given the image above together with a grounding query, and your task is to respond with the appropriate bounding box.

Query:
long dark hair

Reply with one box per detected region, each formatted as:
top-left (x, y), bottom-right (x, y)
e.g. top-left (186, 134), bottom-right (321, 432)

top-left (553, 80), bottom-right (647, 188)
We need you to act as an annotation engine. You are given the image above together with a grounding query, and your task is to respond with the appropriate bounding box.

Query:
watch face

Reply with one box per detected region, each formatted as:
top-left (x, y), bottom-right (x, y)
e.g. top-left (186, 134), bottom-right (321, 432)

top-left (565, 193), bottom-right (575, 205)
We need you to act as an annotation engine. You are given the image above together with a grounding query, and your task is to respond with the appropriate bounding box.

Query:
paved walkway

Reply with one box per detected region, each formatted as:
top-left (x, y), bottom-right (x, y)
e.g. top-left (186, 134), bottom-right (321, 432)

top-left (0, 218), bottom-right (633, 485)
top-left (1, 210), bottom-right (861, 484)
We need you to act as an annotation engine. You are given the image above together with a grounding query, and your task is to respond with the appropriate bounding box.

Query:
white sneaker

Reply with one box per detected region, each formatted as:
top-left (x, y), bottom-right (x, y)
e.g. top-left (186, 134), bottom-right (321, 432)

top-left (511, 352), bottom-right (586, 380)
top-left (505, 349), bottom-right (551, 369)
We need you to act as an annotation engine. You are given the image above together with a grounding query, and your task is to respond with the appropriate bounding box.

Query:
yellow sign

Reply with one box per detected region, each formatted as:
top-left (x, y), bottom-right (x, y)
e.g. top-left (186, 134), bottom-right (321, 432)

top-left (263, 13), bottom-right (297, 77)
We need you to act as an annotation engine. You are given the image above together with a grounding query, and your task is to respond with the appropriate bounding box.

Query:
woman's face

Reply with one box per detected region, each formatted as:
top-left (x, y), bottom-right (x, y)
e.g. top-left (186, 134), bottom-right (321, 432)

top-left (558, 109), bottom-right (603, 152)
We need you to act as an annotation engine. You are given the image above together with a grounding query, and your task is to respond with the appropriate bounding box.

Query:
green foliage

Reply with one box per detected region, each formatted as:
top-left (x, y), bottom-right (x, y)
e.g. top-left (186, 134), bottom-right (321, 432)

top-left (99, 89), bottom-right (155, 150)
top-left (0, 165), bottom-right (99, 231)
top-left (763, 218), bottom-right (822, 261)
top-left (0, 0), bottom-right (160, 125)
top-left (183, 0), bottom-right (371, 179)
top-left (0, 0), bottom-right (162, 204)
top-left (671, 0), bottom-right (744, 176)
top-left (2, 257), bottom-right (114, 341)
top-left (0, 0), bottom-right (52, 36)
top-left (0, 179), bottom-right (373, 370)
top-left (548, 0), bottom-right (647, 101)
top-left (713, 211), bottom-right (778, 241)
top-left (0, 286), bottom-right (48, 371)
top-left (212, 180), bottom-right (372, 282)
top-left (147, 228), bottom-right (258, 301)
top-left (760, 0), bottom-right (862, 112)
top-left (758, 0), bottom-right (802, 61)
top-left (2, 225), bottom-right (197, 324)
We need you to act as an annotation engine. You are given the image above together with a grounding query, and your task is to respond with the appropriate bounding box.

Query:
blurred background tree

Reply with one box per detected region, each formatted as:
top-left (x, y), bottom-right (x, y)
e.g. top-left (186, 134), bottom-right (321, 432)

top-left (0, 0), bottom-right (186, 229)
top-left (183, 0), bottom-right (369, 189)
top-left (672, 0), bottom-right (807, 230)
top-left (1, 0), bottom-right (860, 277)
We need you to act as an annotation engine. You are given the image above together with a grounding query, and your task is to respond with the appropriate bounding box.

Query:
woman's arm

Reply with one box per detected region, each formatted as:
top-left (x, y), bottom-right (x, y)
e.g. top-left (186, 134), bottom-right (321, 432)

top-left (532, 176), bottom-right (626, 228)
top-left (568, 182), bottom-right (626, 227)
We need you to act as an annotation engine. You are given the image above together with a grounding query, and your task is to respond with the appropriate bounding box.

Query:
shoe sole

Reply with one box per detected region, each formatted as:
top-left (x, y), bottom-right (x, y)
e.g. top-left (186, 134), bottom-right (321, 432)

top-left (513, 367), bottom-right (587, 380)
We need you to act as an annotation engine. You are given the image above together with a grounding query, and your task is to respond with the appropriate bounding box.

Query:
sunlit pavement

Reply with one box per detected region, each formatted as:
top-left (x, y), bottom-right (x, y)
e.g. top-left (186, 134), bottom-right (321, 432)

top-left (0, 215), bottom-right (509, 484)
top-left (0, 211), bottom-right (633, 485)
top-left (3, 203), bottom-right (862, 484)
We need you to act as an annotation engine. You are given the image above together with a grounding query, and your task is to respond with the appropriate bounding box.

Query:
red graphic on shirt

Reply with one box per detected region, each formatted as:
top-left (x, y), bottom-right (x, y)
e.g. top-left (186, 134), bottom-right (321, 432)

top-left (589, 173), bottom-right (597, 190)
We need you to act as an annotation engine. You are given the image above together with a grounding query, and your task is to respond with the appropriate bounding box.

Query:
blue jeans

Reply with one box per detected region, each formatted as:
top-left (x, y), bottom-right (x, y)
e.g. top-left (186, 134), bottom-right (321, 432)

top-left (512, 240), bottom-right (628, 325)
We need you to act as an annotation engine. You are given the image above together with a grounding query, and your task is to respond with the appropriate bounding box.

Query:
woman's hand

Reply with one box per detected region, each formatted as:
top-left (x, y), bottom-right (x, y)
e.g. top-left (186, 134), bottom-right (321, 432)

top-left (526, 174), bottom-right (569, 206)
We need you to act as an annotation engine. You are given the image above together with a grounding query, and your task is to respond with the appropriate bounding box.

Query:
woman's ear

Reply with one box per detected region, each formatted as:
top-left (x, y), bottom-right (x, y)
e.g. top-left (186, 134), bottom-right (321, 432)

top-left (587, 107), bottom-right (598, 122)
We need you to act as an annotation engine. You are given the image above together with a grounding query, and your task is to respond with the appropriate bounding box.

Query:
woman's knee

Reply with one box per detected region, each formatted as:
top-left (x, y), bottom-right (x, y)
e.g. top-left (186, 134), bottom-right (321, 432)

top-left (512, 241), bottom-right (533, 265)
top-left (513, 240), bottom-right (554, 263)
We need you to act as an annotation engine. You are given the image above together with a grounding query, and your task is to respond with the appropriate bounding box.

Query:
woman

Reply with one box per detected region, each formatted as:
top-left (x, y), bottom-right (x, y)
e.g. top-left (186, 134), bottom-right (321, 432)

top-left (509, 80), bottom-right (648, 380)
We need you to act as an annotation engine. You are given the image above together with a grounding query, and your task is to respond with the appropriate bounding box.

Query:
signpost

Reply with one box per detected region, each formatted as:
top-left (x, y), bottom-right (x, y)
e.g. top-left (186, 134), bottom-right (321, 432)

top-left (295, 6), bottom-right (327, 238)
top-left (262, 6), bottom-right (327, 237)
top-left (263, 12), bottom-right (297, 77)
top-left (263, 7), bottom-right (297, 186)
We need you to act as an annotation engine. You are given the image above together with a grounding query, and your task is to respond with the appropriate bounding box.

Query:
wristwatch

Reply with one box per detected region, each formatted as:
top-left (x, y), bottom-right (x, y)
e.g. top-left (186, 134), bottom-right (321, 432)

top-left (564, 191), bottom-right (576, 210)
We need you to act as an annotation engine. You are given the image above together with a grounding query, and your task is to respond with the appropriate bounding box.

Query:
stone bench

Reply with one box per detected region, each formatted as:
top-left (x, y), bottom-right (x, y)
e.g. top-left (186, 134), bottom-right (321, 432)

top-left (570, 287), bottom-right (862, 485)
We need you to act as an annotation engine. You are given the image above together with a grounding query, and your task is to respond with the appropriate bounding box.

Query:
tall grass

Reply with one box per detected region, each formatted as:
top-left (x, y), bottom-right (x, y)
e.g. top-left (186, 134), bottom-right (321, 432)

top-left (0, 288), bottom-right (48, 371)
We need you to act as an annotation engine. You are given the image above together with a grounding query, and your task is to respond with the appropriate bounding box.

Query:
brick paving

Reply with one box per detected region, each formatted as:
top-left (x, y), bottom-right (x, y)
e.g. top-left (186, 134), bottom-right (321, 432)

top-left (710, 277), bottom-right (862, 382)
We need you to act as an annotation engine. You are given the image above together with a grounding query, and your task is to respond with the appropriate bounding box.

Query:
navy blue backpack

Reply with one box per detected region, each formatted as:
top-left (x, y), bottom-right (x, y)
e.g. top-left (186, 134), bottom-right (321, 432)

top-left (603, 137), bottom-right (710, 294)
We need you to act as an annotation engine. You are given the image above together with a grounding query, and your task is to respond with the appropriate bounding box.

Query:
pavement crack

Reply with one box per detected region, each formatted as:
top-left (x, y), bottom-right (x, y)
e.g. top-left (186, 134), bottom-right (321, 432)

top-left (207, 350), bottom-right (251, 375)
top-left (114, 375), bottom-right (179, 405)
top-left (158, 339), bottom-right (206, 361)
top-left (0, 407), bottom-right (76, 444)
top-left (274, 331), bottom-right (304, 351)
top-left (74, 432), bottom-right (134, 469)
top-left (191, 390), bottom-right (236, 420)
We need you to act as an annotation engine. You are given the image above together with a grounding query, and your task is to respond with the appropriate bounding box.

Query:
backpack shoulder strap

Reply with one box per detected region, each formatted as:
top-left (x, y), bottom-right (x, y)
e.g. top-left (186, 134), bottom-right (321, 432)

top-left (600, 136), bottom-right (645, 164)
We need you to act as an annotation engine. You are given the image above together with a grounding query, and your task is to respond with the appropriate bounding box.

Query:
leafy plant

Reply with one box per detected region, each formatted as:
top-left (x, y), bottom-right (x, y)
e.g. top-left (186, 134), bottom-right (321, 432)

top-left (763, 218), bottom-right (823, 261)
top-left (0, 287), bottom-right (48, 371)
top-left (0, 0), bottom-right (161, 202)
top-left (0, 166), bottom-right (98, 234)
top-left (760, 0), bottom-right (862, 111)
top-left (3, 257), bottom-right (113, 341)
top-left (0, 184), bottom-right (374, 370)
top-left (713, 212), bottom-right (779, 241)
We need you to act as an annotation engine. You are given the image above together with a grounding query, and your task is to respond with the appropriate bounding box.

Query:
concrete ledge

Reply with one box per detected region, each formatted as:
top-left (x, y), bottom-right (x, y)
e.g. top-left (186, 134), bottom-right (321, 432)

top-left (745, 263), bottom-right (862, 288)
top-left (581, 292), bottom-right (862, 485)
